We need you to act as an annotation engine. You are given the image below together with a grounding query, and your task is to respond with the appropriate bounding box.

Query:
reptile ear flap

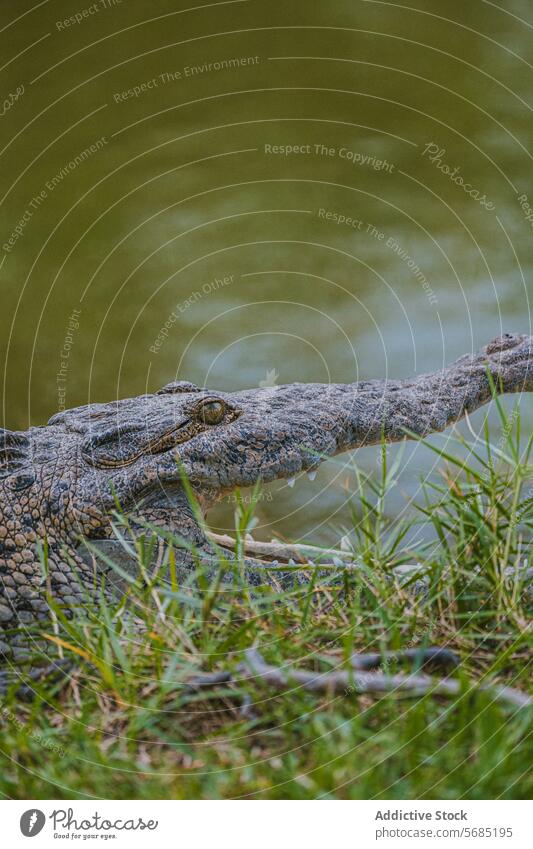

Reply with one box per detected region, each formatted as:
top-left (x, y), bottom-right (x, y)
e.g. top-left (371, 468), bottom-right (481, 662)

top-left (157, 381), bottom-right (200, 395)
top-left (81, 424), bottom-right (146, 468)
top-left (0, 428), bottom-right (35, 489)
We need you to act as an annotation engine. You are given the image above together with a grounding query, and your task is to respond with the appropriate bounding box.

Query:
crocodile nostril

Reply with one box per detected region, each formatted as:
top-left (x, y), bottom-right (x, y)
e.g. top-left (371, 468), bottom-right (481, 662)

top-left (486, 334), bottom-right (520, 354)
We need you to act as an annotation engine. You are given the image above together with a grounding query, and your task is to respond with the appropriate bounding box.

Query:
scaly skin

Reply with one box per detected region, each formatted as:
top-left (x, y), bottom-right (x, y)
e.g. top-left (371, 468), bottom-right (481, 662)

top-left (0, 332), bottom-right (532, 659)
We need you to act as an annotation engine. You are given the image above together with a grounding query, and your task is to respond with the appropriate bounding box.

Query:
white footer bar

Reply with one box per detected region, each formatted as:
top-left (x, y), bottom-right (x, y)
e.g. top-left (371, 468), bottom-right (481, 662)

top-left (2, 799), bottom-right (530, 848)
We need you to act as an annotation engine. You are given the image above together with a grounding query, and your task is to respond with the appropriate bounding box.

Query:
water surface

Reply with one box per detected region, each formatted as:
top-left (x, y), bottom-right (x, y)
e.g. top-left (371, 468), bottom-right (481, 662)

top-left (1, 0), bottom-right (531, 543)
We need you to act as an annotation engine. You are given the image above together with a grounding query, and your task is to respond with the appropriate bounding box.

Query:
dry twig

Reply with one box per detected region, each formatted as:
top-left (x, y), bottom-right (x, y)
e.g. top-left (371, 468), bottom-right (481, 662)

top-left (236, 648), bottom-right (531, 710)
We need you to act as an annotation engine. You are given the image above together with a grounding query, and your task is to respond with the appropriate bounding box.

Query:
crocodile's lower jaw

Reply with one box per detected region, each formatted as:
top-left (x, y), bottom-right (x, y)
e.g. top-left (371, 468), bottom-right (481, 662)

top-left (76, 485), bottom-right (209, 591)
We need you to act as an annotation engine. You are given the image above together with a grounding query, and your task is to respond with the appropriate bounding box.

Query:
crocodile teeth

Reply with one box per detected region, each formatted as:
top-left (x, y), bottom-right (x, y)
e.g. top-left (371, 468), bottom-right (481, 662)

top-left (307, 471), bottom-right (317, 481)
top-left (287, 477), bottom-right (296, 487)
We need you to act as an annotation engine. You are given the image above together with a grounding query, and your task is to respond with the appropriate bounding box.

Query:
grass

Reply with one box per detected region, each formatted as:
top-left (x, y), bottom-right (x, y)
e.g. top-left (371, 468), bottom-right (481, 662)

top-left (0, 401), bottom-right (531, 800)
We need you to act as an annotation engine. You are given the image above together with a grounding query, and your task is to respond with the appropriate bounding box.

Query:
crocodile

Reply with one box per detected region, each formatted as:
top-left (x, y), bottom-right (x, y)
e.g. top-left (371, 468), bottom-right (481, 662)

top-left (0, 332), bottom-right (532, 661)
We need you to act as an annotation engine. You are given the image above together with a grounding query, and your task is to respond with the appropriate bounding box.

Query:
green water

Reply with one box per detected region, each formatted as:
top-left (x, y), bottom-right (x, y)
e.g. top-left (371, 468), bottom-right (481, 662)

top-left (1, 0), bottom-right (531, 542)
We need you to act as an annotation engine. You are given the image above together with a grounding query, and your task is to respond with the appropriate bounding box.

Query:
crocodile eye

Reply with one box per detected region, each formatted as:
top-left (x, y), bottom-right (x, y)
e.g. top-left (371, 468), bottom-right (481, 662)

top-left (199, 400), bottom-right (225, 425)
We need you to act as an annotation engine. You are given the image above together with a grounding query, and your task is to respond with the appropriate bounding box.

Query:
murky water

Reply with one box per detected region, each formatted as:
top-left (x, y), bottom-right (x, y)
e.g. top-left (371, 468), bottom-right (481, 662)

top-left (1, 0), bottom-right (531, 543)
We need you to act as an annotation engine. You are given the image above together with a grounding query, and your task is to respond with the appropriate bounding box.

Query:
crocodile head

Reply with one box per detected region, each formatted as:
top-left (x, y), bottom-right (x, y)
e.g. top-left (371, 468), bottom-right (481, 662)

top-left (4, 332), bottom-right (533, 551)
top-left (40, 377), bottom-right (358, 541)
